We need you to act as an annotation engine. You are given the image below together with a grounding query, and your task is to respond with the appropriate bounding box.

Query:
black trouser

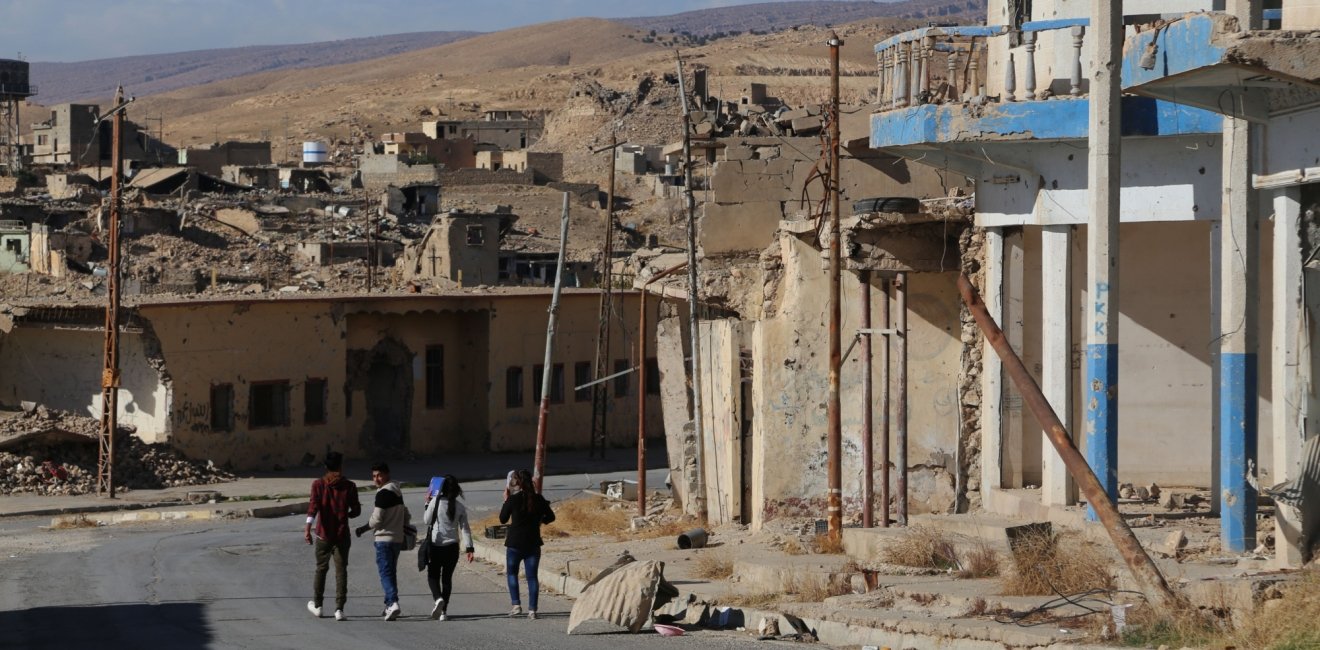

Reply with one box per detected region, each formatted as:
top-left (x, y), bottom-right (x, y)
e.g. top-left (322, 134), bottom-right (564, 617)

top-left (313, 537), bottom-right (350, 611)
top-left (426, 542), bottom-right (460, 605)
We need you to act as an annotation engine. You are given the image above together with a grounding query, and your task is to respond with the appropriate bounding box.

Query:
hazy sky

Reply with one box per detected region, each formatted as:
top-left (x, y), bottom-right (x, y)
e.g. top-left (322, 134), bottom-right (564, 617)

top-left (2, 0), bottom-right (782, 62)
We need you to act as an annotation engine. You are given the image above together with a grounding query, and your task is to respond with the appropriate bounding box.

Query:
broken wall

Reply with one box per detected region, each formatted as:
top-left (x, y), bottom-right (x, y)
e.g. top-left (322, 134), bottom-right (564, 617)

top-left (748, 231), bottom-right (963, 529)
top-left (0, 327), bottom-right (169, 441)
top-left (703, 138), bottom-right (959, 255)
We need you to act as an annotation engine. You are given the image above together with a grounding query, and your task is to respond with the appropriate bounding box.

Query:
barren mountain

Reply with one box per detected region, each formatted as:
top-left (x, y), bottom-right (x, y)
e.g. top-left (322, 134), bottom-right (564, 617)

top-left (622, 0), bottom-right (986, 37)
top-left (30, 31), bottom-right (480, 105)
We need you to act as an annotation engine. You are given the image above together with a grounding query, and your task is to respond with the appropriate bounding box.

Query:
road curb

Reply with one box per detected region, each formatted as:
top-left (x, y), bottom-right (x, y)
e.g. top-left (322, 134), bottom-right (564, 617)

top-left (50, 508), bottom-right (229, 527)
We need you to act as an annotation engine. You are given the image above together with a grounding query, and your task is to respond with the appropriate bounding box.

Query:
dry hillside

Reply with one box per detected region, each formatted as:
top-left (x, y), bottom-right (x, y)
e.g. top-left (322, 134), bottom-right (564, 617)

top-left (31, 31), bottom-right (479, 105)
top-left (623, 0), bottom-right (985, 36)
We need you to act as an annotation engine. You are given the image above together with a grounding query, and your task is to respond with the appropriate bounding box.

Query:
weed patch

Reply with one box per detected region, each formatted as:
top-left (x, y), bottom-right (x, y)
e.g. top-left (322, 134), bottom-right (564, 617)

top-left (1000, 530), bottom-right (1114, 596)
top-left (882, 526), bottom-right (959, 570)
top-left (691, 551), bottom-right (734, 580)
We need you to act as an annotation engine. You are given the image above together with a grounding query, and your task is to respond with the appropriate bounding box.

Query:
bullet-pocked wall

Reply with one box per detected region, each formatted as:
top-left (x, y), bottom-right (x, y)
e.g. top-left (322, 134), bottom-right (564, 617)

top-left (747, 231), bottom-right (964, 529)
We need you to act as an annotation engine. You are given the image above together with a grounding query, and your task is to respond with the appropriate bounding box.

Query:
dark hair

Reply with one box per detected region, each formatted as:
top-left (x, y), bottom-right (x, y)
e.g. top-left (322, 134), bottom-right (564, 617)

top-left (440, 475), bottom-right (463, 521)
top-left (323, 451), bottom-right (343, 472)
top-left (371, 462), bottom-right (390, 475)
top-left (516, 469), bottom-right (536, 512)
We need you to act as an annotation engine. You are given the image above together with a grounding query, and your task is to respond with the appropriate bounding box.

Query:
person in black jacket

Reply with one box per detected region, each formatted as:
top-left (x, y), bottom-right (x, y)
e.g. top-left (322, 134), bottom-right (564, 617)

top-left (498, 469), bottom-right (555, 620)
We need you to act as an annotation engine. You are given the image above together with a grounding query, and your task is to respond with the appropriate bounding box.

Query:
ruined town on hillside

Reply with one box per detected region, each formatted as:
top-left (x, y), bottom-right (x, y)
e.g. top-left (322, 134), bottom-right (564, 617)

top-left (2, 1), bottom-right (1320, 647)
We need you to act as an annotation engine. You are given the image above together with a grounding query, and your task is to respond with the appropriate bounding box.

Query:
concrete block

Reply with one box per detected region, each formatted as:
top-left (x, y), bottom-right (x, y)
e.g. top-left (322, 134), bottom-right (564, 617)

top-left (700, 202), bottom-right (785, 254)
top-left (723, 146), bottom-right (755, 161)
top-left (791, 117), bottom-right (823, 136)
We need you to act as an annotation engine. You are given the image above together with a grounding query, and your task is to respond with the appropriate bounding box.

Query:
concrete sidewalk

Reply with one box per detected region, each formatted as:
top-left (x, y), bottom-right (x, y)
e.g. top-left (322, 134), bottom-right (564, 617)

top-left (1, 445), bottom-right (666, 520)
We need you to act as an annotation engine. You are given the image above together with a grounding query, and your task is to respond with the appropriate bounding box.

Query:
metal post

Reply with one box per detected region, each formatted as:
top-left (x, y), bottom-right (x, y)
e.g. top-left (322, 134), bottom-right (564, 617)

top-left (879, 278), bottom-right (891, 527)
top-left (861, 271), bottom-right (874, 528)
top-left (895, 272), bottom-right (909, 525)
top-left (97, 87), bottom-right (127, 499)
top-left (532, 193), bottom-right (571, 493)
top-left (677, 53), bottom-right (708, 524)
top-left (590, 133), bottom-right (619, 458)
top-left (958, 274), bottom-right (1179, 609)
top-left (1084, 0), bottom-right (1122, 521)
top-left (638, 289), bottom-right (648, 518)
top-left (826, 32), bottom-right (844, 540)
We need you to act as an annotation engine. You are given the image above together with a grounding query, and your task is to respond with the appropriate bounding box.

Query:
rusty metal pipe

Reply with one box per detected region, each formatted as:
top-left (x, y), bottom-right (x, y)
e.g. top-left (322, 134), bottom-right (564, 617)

top-left (98, 87), bottom-right (126, 499)
top-left (957, 273), bottom-right (1179, 609)
top-left (861, 271), bottom-right (874, 528)
top-left (826, 32), bottom-right (844, 540)
top-left (879, 278), bottom-right (891, 527)
top-left (896, 272), bottom-right (909, 526)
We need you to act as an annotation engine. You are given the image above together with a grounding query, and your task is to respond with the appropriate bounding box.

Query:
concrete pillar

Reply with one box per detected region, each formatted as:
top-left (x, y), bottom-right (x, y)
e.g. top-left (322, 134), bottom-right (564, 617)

top-left (1210, 221), bottom-right (1223, 516)
top-left (1217, 108), bottom-right (1259, 553)
top-left (1084, 0), bottom-right (1122, 521)
top-left (1042, 225), bottom-right (1077, 505)
top-left (981, 228), bottom-right (1005, 502)
top-left (1272, 186), bottom-right (1306, 566)
top-left (1004, 231), bottom-right (1026, 487)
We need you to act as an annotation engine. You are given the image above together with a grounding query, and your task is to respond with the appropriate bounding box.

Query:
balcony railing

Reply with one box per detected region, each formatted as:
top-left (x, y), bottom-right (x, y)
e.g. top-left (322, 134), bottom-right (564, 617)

top-left (0, 83), bottom-right (36, 97)
top-left (875, 20), bottom-right (1098, 110)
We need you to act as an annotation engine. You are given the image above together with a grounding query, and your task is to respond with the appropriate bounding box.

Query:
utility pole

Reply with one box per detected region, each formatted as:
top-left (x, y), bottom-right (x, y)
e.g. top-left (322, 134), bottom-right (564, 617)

top-left (677, 52), bottom-right (708, 524)
top-left (589, 132), bottom-right (622, 458)
top-left (826, 33), bottom-right (844, 541)
top-left (532, 193), bottom-right (572, 493)
top-left (97, 87), bottom-right (129, 499)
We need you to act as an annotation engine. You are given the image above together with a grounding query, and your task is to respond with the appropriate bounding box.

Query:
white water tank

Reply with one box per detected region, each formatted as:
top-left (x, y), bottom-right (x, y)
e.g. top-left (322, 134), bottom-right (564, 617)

top-left (302, 140), bottom-right (329, 165)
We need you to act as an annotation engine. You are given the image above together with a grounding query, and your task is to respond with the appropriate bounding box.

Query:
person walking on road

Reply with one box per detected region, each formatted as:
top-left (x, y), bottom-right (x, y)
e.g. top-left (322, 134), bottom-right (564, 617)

top-left (499, 469), bottom-right (556, 620)
top-left (304, 451), bottom-right (360, 622)
top-left (356, 462), bottom-right (410, 621)
top-left (421, 475), bottom-right (474, 621)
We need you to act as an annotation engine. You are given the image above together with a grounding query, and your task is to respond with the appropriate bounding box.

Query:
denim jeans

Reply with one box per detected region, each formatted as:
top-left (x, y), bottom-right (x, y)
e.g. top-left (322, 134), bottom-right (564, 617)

top-left (374, 541), bottom-right (402, 606)
top-left (505, 547), bottom-right (541, 611)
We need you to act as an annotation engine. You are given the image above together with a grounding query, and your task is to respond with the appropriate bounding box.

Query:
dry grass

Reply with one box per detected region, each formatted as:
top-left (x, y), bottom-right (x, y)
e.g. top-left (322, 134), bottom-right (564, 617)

top-left (622, 516), bottom-right (691, 541)
top-left (785, 572), bottom-right (852, 602)
top-left (811, 533), bottom-right (846, 555)
top-left (780, 538), bottom-right (807, 555)
top-left (543, 498), bottom-right (631, 538)
top-left (1226, 570), bottom-right (1320, 650)
top-left (1000, 530), bottom-right (1115, 596)
top-left (722, 590), bottom-right (780, 609)
top-left (49, 515), bottom-right (98, 530)
top-left (882, 525), bottom-right (960, 570)
top-left (957, 544), bottom-right (1001, 579)
top-left (691, 551), bottom-right (735, 580)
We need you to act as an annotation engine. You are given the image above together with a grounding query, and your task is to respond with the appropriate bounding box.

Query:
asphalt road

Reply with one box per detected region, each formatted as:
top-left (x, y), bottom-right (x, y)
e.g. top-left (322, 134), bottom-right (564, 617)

top-left (0, 471), bottom-right (790, 650)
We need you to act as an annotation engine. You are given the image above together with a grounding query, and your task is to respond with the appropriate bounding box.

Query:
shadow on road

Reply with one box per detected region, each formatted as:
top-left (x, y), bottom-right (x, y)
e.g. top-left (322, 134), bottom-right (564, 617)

top-left (0, 602), bottom-right (212, 649)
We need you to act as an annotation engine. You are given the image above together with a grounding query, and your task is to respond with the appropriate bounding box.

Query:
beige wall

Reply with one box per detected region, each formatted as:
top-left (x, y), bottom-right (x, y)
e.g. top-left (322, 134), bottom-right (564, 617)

top-left (1000, 221), bottom-right (1276, 488)
top-left (485, 293), bottom-right (665, 452)
top-left (143, 301), bottom-right (348, 469)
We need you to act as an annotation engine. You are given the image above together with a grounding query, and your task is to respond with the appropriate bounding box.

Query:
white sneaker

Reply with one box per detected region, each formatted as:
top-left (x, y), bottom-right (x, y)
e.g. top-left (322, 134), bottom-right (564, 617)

top-left (528, 610), bottom-right (538, 620)
top-left (306, 601), bottom-right (322, 618)
top-left (509, 604), bottom-right (523, 617)
top-left (384, 602), bottom-right (401, 621)
top-left (430, 597), bottom-right (445, 620)
top-left (334, 610), bottom-right (344, 621)
top-left (437, 612), bottom-right (447, 622)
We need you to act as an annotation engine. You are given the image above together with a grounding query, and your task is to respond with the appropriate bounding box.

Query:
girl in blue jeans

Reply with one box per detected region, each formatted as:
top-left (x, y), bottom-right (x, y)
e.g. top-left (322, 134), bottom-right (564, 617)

top-left (498, 469), bottom-right (556, 619)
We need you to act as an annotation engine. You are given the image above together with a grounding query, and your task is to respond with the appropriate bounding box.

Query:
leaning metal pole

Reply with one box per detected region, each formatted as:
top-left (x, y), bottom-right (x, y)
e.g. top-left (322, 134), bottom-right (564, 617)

top-left (826, 32), bottom-right (844, 540)
top-left (97, 87), bottom-right (126, 498)
top-left (958, 274), bottom-right (1178, 608)
top-left (532, 193), bottom-right (571, 493)
top-left (677, 52), bottom-right (708, 524)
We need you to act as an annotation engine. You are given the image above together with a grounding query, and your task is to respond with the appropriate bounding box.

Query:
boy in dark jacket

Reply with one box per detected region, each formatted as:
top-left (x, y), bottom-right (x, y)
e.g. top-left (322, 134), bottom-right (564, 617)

top-left (305, 451), bottom-right (360, 621)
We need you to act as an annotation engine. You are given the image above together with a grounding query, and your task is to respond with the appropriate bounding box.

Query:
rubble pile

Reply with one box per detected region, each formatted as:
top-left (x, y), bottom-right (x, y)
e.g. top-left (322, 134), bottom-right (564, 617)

top-left (0, 408), bottom-right (234, 496)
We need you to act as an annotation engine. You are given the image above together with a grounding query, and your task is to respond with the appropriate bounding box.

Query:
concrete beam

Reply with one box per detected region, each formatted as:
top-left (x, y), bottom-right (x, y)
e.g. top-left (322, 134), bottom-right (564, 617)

top-left (980, 228), bottom-right (1004, 502)
top-left (1041, 225), bottom-right (1076, 506)
top-left (1271, 186), bottom-right (1305, 566)
top-left (1218, 113), bottom-right (1259, 553)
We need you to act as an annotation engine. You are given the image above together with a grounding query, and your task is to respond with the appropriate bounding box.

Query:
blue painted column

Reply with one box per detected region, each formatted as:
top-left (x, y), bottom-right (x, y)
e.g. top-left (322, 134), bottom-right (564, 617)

top-left (1084, 0), bottom-right (1122, 522)
top-left (1218, 110), bottom-right (1258, 553)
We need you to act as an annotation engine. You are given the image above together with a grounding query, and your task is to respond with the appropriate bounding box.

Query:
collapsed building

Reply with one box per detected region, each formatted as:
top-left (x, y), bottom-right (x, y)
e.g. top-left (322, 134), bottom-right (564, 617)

top-left (644, 0), bottom-right (1320, 570)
